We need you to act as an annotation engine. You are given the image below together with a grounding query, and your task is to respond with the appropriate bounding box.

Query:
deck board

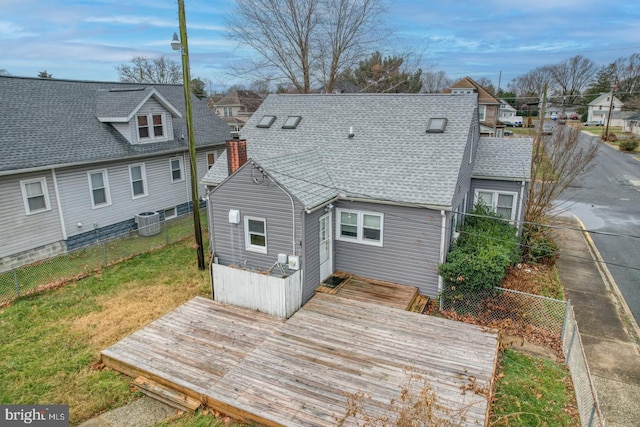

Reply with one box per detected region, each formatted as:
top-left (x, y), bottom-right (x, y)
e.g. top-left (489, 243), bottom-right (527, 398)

top-left (102, 293), bottom-right (498, 427)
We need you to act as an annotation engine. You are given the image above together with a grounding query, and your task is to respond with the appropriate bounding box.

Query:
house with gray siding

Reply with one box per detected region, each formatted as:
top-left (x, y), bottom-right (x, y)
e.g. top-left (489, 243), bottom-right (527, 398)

top-left (201, 93), bottom-right (532, 311)
top-left (0, 76), bottom-right (230, 271)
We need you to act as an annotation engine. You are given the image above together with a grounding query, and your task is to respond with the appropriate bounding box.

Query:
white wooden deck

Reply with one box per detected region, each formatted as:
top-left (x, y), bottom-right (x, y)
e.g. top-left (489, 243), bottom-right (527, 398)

top-left (102, 294), bottom-right (499, 426)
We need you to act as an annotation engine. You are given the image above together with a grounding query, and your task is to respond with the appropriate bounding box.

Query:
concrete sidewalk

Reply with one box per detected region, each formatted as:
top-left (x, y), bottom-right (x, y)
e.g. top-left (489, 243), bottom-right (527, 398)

top-left (555, 216), bottom-right (640, 427)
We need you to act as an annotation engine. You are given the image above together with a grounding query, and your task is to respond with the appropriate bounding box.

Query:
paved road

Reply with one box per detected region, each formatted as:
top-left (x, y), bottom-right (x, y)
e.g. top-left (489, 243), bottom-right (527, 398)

top-left (556, 132), bottom-right (640, 325)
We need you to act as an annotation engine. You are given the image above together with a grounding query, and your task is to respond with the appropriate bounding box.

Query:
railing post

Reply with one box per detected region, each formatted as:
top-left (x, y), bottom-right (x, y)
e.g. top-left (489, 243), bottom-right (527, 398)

top-left (13, 269), bottom-right (19, 298)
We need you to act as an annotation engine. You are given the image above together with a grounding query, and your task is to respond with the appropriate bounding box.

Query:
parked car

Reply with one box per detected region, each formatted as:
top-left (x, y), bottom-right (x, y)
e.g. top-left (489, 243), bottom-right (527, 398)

top-left (584, 121), bottom-right (603, 126)
top-left (570, 114), bottom-right (579, 120)
top-left (504, 129), bottom-right (514, 136)
top-left (542, 123), bottom-right (554, 134)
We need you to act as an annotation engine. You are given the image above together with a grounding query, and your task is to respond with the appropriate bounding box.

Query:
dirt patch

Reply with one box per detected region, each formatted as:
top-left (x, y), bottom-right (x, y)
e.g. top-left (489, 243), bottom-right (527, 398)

top-left (71, 283), bottom-right (199, 351)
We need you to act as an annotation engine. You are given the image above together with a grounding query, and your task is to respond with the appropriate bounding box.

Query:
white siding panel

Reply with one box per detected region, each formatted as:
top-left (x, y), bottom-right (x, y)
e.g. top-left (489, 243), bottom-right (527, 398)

top-left (0, 172), bottom-right (64, 258)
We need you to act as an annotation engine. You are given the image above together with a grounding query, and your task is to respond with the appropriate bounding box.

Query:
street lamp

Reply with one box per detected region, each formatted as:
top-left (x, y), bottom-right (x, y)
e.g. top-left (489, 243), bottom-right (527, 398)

top-left (172, 0), bottom-right (205, 270)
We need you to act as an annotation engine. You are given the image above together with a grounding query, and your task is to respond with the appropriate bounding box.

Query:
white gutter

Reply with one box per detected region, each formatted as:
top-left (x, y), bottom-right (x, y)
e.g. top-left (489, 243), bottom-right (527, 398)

top-left (51, 168), bottom-right (67, 240)
top-left (438, 209), bottom-right (447, 310)
top-left (517, 180), bottom-right (526, 237)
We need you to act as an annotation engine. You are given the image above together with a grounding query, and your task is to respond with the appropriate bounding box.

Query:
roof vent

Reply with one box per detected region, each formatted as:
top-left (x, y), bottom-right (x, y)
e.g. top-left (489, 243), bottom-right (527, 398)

top-left (426, 118), bottom-right (447, 133)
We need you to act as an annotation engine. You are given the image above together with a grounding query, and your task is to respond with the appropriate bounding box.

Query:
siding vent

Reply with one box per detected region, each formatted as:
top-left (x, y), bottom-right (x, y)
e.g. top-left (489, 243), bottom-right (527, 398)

top-left (426, 118), bottom-right (447, 133)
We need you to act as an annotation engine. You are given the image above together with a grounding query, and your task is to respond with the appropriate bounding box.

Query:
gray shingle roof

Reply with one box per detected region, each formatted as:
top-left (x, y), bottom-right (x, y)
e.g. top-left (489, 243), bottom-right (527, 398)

top-left (256, 149), bottom-right (339, 210)
top-left (204, 93), bottom-right (480, 208)
top-left (0, 76), bottom-right (231, 173)
top-left (473, 137), bottom-right (532, 180)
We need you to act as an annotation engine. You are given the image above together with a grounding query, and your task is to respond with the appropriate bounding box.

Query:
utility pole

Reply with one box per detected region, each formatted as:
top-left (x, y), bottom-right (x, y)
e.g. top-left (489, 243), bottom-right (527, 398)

top-left (173, 0), bottom-right (206, 270)
top-left (604, 84), bottom-right (617, 142)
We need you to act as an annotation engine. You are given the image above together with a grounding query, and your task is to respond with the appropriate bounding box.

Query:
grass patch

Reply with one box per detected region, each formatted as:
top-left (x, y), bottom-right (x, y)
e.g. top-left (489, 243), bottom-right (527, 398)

top-left (491, 349), bottom-right (578, 426)
top-left (0, 238), bottom-right (210, 425)
top-left (502, 263), bottom-right (564, 300)
top-left (153, 412), bottom-right (245, 427)
top-left (0, 212), bottom-right (205, 303)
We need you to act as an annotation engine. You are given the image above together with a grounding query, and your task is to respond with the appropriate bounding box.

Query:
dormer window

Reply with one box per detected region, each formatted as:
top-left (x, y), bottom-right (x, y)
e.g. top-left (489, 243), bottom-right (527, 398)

top-left (257, 115), bottom-right (276, 128)
top-left (282, 115), bottom-right (302, 129)
top-left (137, 113), bottom-right (165, 142)
top-left (426, 118), bottom-right (447, 133)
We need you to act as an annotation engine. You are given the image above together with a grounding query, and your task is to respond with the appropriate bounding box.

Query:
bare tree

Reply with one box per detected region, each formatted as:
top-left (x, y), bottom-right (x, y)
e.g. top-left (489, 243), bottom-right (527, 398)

top-left (421, 69), bottom-right (452, 93)
top-left (548, 55), bottom-right (597, 104)
top-left (116, 56), bottom-right (182, 84)
top-left (228, 0), bottom-right (387, 93)
top-left (0, 69), bottom-right (10, 76)
top-left (475, 77), bottom-right (496, 95)
top-left (523, 125), bottom-right (599, 261)
top-left (611, 53), bottom-right (640, 102)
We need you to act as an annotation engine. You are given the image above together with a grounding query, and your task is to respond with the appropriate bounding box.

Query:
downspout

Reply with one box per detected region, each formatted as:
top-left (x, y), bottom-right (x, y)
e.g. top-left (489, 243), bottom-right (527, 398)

top-left (517, 180), bottom-right (525, 237)
top-left (438, 210), bottom-right (447, 310)
top-left (51, 168), bottom-right (67, 240)
top-left (269, 177), bottom-right (296, 256)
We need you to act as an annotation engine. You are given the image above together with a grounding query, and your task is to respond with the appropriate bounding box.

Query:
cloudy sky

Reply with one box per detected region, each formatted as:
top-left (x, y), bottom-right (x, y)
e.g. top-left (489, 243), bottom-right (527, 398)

top-left (1, 0), bottom-right (639, 91)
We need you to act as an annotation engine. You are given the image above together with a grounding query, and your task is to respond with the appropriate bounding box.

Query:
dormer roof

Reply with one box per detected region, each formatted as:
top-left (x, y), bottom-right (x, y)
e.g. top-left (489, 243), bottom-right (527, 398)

top-left (96, 86), bottom-right (182, 123)
top-left (444, 76), bottom-right (500, 105)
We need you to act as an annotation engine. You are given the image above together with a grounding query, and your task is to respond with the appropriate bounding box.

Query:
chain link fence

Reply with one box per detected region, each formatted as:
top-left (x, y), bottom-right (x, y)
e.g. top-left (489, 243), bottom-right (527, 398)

top-left (0, 211), bottom-right (206, 306)
top-left (441, 286), bottom-right (604, 427)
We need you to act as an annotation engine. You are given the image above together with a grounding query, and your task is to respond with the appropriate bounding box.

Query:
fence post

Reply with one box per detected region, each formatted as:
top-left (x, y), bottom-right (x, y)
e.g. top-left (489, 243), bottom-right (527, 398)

top-left (561, 299), bottom-right (571, 345)
top-left (103, 240), bottom-right (108, 266)
top-left (165, 219), bottom-right (169, 245)
top-left (565, 325), bottom-right (577, 366)
top-left (13, 269), bottom-right (19, 298)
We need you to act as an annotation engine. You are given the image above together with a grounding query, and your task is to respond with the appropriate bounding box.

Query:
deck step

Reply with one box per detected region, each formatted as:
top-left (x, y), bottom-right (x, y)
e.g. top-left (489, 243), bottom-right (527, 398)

top-left (408, 295), bottom-right (430, 314)
top-left (132, 376), bottom-right (201, 412)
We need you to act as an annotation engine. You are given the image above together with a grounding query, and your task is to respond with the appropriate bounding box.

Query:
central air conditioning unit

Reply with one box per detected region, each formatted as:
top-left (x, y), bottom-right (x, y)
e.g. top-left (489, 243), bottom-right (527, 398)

top-left (135, 212), bottom-right (161, 236)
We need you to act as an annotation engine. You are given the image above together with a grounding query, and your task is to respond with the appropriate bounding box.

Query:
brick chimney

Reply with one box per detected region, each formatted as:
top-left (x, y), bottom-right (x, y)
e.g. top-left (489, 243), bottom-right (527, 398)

top-left (226, 139), bottom-right (248, 175)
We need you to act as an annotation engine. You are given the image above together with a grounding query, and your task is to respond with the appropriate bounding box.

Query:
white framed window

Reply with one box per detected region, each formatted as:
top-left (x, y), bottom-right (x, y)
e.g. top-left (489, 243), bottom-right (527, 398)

top-left (244, 216), bottom-right (267, 253)
top-left (136, 113), bottom-right (166, 142)
top-left (20, 177), bottom-right (51, 215)
top-left (164, 206), bottom-right (177, 220)
top-left (206, 151), bottom-right (217, 169)
top-left (478, 105), bottom-right (486, 122)
top-left (170, 158), bottom-right (184, 182)
top-left (129, 164), bottom-right (147, 198)
top-left (335, 209), bottom-right (383, 246)
top-left (475, 190), bottom-right (518, 220)
top-left (223, 106), bottom-right (233, 117)
top-left (88, 169), bottom-right (111, 209)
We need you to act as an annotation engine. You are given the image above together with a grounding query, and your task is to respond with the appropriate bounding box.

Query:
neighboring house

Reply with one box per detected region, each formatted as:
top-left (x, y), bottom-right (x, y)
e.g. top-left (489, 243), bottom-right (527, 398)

top-left (208, 90), bottom-right (264, 138)
top-left (444, 77), bottom-right (507, 137)
top-left (499, 99), bottom-right (517, 120)
top-left (202, 93), bottom-right (533, 310)
top-left (587, 93), bottom-right (623, 125)
top-left (623, 113), bottom-right (640, 135)
top-left (0, 76), bottom-right (230, 271)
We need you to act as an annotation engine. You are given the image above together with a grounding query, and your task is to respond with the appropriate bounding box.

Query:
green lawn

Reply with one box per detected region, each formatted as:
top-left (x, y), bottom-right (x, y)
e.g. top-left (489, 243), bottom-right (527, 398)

top-left (490, 349), bottom-right (578, 426)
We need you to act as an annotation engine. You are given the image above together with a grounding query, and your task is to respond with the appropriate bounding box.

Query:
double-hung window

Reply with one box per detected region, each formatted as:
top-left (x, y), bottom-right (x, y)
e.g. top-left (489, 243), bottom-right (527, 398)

top-left (475, 190), bottom-right (517, 220)
top-left (88, 169), bottom-right (111, 208)
top-left (170, 158), bottom-right (183, 182)
top-left (20, 177), bottom-right (50, 215)
top-left (206, 152), bottom-right (217, 169)
top-left (136, 113), bottom-right (165, 142)
top-left (244, 216), bottom-right (267, 253)
top-left (336, 209), bottom-right (383, 246)
top-left (129, 164), bottom-right (147, 198)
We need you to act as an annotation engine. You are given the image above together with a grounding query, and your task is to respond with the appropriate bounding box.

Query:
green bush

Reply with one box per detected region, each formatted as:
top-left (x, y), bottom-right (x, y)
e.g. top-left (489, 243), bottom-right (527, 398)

top-left (619, 139), bottom-right (639, 152)
top-left (439, 203), bottom-right (519, 296)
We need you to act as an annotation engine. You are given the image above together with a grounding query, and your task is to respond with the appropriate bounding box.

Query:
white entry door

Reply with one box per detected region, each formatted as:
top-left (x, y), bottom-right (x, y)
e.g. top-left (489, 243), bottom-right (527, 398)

top-left (319, 213), bottom-right (333, 282)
